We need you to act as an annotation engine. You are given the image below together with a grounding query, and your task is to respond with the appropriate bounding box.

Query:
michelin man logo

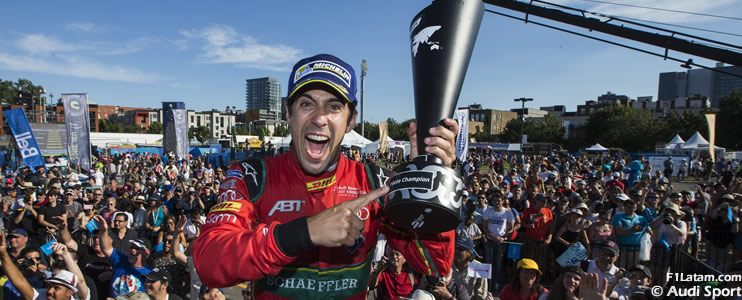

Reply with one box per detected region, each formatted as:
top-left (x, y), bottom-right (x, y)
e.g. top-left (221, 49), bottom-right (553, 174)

top-left (411, 25), bottom-right (442, 57)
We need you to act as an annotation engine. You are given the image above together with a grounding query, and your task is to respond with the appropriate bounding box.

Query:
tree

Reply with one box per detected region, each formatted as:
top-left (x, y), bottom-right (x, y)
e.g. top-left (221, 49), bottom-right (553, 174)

top-left (471, 125), bottom-right (489, 143)
top-left (235, 127), bottom-right (250, 135)
top-left (584, 105), bottom-right (660, 152)
top-left (274, 125), bottom-right (290, 137)
top-left (500, 115), bottom-right (565, 146)
top-left (188, 126), bottom-right (211, 144)
top-left (257, 127), bottom-right (270, 141)
top-left (0, 78), bottom-right (45, 105)
top-left (717, 90), bottom-right (742, 149)
top-left (353, 121), bottom-right (379, 140)
top-left (147, 122), bottom-right (163, 134)
top-left (528, 114), bottom-right (566, 145)
top-left (657, 110), bottom-right (709, 142)
top-left (501, 118), bottom-right (527, 143)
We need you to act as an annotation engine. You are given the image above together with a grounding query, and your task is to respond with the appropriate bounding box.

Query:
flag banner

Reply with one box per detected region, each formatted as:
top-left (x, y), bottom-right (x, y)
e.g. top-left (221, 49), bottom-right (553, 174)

top-left (62, 94), bottom-right (91, 171)
top-left (454, 109), bottom-right (469, 161)
top-left (4, 108), bottom-right (45, 170)
top-left (163, 102), bottom-right (188, 160)
top-left (705, 114), bottom-right (716, 162)
top-left (378, 122), bottom-right (388, 154)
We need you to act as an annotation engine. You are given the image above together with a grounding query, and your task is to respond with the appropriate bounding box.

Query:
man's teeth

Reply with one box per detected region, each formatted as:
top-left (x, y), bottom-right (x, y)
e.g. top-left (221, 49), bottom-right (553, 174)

top-left (307, 134), bottom-right (329, 142)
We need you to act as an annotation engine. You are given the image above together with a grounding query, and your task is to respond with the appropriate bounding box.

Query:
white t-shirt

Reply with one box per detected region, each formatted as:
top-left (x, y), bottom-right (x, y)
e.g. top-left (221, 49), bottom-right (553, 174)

top-left (482, 207), bottom-right (514, 238)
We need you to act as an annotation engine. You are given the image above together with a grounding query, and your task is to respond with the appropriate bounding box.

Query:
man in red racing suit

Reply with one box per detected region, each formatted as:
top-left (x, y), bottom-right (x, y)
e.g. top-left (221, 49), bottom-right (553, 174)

top-left (193, 54), bottom-right (459, 299)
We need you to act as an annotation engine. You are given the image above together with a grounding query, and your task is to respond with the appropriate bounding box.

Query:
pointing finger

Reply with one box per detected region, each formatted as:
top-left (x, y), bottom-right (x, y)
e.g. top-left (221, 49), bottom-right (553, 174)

top-left (346, 186), bottom-right (388, 212)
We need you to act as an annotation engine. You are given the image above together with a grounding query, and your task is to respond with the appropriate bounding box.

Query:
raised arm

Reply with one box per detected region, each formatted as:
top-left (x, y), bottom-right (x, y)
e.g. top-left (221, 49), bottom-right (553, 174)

top-left (53, 216), bottom-right (78, 252)
top-left (94, 215), bottom-right (114, 257)
top-left (53, 242), bottom-right (89, 300)
top-left (171, 216), bottom-right (188, 265)
top-left (0, 234), bottom-right (36, 300)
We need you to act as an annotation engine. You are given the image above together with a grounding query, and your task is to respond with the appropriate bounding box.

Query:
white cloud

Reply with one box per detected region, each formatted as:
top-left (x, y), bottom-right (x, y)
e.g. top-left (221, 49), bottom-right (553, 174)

top-left (180, 25), bottom-right (303, 70)
top-left (553, 0), bottom-right (738, 24)
top-left (16, 34), bottom-right (85, 55)
top-left (65, 21), bottom-right (104, 33)
top-left (0, 53), bottom-right (160, 83)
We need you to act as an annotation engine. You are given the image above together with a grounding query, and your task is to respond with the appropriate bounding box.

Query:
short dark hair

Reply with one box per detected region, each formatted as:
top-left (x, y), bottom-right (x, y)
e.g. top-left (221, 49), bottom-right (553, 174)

top-left (286, 82), bottom-right (357, 124)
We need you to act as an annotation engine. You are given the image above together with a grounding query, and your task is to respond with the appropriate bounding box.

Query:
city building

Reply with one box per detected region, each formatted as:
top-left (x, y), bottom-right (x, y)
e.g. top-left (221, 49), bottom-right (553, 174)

top-left (188, 110), bottom-right (236, 139)
top-left (574, 91), bottom-right (632, 116)
top-left (658, 63), bottom-right (742, 107)
top-left (246, 77), bottom-right (281, 121)
top-left (460, 104), bottom-right (518, 137)
top-left (510, 107), bottom-right (550, 120)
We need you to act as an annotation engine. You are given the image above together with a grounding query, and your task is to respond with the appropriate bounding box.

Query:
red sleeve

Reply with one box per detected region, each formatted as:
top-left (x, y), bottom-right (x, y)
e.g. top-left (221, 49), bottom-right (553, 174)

top-left (380, 221), bottom-right (454, 278)
top-left (192, 163), bottom-right (294, 288)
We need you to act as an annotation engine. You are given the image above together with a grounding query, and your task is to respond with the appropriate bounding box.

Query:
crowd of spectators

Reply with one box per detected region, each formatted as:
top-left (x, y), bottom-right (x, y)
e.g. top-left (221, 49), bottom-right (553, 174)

top-left (0, 148), bottom-right (740, 300)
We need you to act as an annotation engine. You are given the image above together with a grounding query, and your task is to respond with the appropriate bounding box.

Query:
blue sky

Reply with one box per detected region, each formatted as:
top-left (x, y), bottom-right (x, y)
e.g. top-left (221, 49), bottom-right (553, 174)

top-left (1, 0), bottom-right (740, 123)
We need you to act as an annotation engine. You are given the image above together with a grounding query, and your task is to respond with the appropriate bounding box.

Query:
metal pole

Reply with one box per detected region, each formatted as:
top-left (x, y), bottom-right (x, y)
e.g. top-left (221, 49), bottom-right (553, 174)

top-left (361, 60), bottom-right (368, 139)
top-left (514, 98), bottom-right (533, 152)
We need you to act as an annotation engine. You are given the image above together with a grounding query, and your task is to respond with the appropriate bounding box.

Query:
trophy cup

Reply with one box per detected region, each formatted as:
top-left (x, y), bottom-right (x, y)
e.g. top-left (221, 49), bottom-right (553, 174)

top-left (384, 0), bottom-right (484, 233)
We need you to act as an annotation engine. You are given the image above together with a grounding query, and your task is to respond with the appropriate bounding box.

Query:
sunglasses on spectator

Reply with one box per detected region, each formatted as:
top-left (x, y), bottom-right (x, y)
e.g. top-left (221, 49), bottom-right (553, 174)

top-left (114, 220), bottom-right (126, 223)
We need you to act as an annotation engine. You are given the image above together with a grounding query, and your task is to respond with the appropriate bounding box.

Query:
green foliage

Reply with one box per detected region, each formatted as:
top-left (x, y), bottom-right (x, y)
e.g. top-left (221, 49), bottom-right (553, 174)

top-left (353, 121), bottom-right (380, 141)
top-left (657, 110), bottom-right (709, 142)
top-left (585, 106), bottom-right (660, 152)
top-left (471, 125), bottom-right (489, 143)
top-left (717, 90), bottom-right (742, 149)
top-left (235, 127), bottom-right (250, 135)
top-left (98, 119), bottom-right (123, 133)
top-left (0, 78), bottom-right (45, 105)
top-left (147, 122), bottom-right (163, 134)
top-left (501, 115), bottom-right (565, 145)
top-left (188, 126), bottom-right (211, 144)
top-left (273, 125), bottom-right (289, 137)
top-left (257, 127), bottom-right (270, 141)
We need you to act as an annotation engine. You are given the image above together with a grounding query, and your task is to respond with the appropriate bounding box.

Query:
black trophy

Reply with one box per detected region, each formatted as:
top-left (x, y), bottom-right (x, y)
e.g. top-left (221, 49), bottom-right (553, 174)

top-left (384, 0), bottom-right (484, 233)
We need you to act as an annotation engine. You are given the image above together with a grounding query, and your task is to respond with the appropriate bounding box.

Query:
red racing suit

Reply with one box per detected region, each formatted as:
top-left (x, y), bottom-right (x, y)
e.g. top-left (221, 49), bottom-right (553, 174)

top-left (193, 150), bottom-right (454, 299)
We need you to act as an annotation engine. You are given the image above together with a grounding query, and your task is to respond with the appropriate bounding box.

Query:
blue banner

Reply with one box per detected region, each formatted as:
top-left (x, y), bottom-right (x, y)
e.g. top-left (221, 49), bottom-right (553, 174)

top-left (4, 108), bottom-right (45, 170)
top-left (162, 102), bottom-right (188, 160)
top-left (62, 94), bottom-right (92, 171)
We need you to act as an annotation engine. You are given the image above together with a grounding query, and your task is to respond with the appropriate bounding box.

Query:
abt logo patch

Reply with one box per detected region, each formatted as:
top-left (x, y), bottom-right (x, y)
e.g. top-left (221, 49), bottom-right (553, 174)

top-left (268, 200), bottom-right (305, 216)
top-left (306, 175), bottom-right (336, 192)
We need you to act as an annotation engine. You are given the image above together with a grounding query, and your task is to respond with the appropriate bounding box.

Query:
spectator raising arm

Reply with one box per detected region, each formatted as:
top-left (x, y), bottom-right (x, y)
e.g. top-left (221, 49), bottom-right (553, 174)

top-left (0, 234), bottom-right (36, 300)
top-left (53, 216), bottom-right (79, 252)
top-left (171, 215), bottom-right (188, 266)
top-left (95, 215), bottom-right (115, 257)
top-left (52, 242), bottom-right (90, 300)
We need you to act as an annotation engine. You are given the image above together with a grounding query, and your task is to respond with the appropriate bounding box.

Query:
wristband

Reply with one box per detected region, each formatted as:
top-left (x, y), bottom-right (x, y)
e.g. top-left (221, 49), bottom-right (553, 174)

top-left (274, 216), bottom-right (315, 257)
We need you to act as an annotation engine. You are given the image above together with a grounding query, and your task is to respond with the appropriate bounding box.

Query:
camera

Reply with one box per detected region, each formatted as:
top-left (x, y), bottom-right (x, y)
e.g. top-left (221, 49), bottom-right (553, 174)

top-left (385, 257), bottom-right (397, 268)
top-left (19, 258), bottom-right (36, 269)
top-left (663, 215), bottom-right (673, 225)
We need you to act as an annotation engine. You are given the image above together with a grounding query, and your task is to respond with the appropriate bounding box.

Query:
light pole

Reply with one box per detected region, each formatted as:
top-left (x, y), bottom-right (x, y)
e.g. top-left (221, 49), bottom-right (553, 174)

top-left (360, 60), bottom-right (368, 140)
top-left (514, 97), bottom-right (533, 151)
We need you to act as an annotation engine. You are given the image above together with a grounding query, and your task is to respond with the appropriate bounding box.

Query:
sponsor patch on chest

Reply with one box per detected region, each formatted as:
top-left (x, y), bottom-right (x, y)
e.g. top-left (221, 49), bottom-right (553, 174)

top-left (306, 175), bottom-right (336, 192)
top-left (268, 200), bottom-right (305, 216)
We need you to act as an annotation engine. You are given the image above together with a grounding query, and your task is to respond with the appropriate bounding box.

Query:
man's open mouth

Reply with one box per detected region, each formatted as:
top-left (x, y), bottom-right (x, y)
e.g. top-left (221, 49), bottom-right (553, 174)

top-left (305, 134), bottom-right (329, 159)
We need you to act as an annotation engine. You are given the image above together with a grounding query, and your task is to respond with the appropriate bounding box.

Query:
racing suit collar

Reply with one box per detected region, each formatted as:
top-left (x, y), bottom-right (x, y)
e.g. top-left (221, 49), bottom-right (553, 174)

top-left (286, 148), bottom-right (344, 192)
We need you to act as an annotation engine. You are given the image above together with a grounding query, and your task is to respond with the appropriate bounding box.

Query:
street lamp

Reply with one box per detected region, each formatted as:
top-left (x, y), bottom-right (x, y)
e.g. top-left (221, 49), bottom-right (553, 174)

top-left (514, 97), bottom-right (533, 151)
top-left (361, 60), bottom-right (368, 140)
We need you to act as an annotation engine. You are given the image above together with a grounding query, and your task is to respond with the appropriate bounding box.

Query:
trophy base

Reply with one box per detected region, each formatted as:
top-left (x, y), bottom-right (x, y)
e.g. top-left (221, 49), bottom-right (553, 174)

top-left (385, 199), bottom-right (461, 233)
top-left (383, 155), bottom-right (464, 233)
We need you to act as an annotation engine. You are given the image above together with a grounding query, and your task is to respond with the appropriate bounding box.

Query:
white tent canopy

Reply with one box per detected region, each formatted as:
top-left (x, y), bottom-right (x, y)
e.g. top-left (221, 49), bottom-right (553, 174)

top-left (276, 130), bottom-right (373, 149)
top-left (667, 134), bottom-right (685, 145)
top-left (585, 143), bottom-right (609, 152)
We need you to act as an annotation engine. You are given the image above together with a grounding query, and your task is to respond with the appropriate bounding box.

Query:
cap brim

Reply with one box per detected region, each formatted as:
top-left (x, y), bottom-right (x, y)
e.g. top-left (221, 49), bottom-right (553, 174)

top-left (289, 79), bottom-right (353, 104)
top-left (46, 279), bottom-right (78, 293)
